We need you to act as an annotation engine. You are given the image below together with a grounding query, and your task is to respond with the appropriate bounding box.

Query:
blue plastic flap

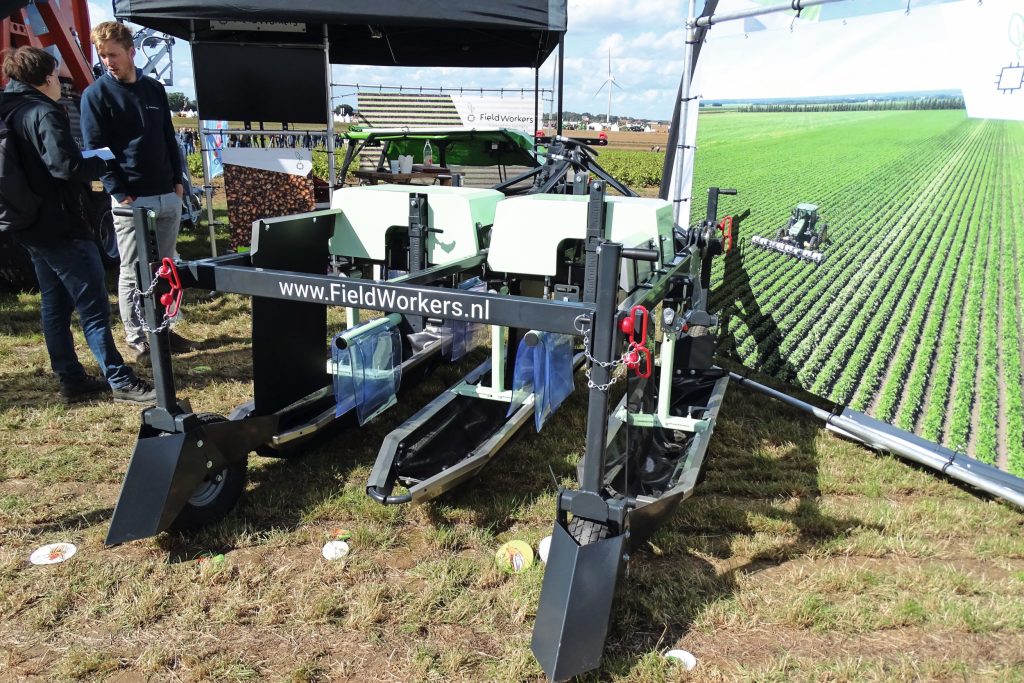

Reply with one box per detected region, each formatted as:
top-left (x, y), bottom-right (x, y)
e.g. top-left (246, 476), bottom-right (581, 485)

top-left (443, 277), bottom-right (487, 361)
top-left (331, 318), bottom-right (403, 425)
top-left (508, 331), bottom-right (575, 431)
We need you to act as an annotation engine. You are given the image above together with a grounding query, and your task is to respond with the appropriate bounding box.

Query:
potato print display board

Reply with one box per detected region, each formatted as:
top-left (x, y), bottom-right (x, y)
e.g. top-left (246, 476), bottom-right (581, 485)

top-left (686, 0), bottom-right (1024, 476)
top-left (222, 148), bottom-right (317, 252)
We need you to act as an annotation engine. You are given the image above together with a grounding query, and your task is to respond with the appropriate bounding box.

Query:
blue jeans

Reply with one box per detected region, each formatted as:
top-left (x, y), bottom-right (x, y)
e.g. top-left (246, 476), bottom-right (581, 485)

top-left (23, 239), bottom-right (135, 389)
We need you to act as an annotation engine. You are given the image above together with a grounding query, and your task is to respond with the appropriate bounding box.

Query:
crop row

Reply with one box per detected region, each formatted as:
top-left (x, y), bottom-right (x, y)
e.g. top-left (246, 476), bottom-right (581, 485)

top-left (694, 111), bottom-right (1023, 472)
top-left (727, 122), bottom-right (978, 384)
top-left (869, 125), bottom-right (994, 424)
top-left (804, 125), bottom-right (987, 400)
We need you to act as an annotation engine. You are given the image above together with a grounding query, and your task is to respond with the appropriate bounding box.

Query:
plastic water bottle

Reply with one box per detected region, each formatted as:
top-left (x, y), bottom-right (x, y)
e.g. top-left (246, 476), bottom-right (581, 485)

top-left (423, 139), bottom-right (433, 166)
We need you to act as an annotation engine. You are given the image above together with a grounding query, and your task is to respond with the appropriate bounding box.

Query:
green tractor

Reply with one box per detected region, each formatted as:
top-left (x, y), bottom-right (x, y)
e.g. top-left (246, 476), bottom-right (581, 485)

top-left (752, 203), bottom-right (829, 263)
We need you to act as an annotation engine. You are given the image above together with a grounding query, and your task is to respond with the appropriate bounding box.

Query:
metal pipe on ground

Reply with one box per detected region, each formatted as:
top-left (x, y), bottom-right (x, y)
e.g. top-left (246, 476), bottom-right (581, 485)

top-left (728, 372), bottom-right (1024, 509)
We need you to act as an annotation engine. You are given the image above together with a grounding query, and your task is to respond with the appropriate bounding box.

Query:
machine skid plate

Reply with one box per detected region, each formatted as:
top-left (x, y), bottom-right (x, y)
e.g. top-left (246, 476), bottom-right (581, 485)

top-left (105, 415), bottom-right (277, 545)
top-left (531, 521), bottom-right (626, 682)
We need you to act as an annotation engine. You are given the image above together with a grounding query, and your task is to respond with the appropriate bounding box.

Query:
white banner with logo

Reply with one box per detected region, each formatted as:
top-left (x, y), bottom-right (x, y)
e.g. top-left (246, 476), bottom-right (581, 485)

top-left (450, 96), bottom-right (537, 133)
top-left (221, 148), bottom-right (313, 176)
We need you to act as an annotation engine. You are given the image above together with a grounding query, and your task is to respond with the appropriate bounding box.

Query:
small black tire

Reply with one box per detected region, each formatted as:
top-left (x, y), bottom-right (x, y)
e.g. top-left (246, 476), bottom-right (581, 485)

top-left (167, 413), bottom-right (248, 532)
top-left (94, 209), bottom-right (120, 269)
top-left (567, 516), bottom-right (609, 546)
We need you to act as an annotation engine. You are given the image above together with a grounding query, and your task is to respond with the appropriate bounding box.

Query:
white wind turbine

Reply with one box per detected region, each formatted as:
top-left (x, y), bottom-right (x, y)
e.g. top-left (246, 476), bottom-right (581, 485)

top-left (594, 49), bottom-right (623, 126)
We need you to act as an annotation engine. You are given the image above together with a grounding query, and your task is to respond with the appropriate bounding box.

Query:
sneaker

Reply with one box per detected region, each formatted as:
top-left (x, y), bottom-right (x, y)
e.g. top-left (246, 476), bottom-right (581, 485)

top-left (112, 377), bottom-right (158, 405)
top-left (167, 330), bottom-right (198, 352)
top-left (59, 374), bottom-right (111, 404)
top-left (126, 341), bottom-right (150, 366)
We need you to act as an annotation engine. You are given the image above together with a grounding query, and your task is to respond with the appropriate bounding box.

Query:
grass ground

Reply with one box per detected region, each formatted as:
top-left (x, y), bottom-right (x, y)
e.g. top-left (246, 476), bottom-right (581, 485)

top-left (1, 224), bottom-right (1022, 682)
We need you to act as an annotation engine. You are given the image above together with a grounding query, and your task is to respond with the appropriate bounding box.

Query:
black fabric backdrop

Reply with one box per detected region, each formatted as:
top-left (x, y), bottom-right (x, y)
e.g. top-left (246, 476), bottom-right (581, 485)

top-left (112, 0), bottom-right (566, 68)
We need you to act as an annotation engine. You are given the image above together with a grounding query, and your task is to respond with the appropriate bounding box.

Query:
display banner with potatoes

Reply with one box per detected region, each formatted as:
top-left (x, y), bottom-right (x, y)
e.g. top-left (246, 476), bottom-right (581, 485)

top-left (222, 148), bottom-right (317, 252)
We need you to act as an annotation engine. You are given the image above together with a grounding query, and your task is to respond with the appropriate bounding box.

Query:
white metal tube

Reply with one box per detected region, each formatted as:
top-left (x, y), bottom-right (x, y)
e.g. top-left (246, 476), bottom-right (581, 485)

top-left (728, 372), bottom-right (1024, 508)
top-left (694, 0), bottom-right (851, 28)
top-left (671, 0), bottom-right (699, 227)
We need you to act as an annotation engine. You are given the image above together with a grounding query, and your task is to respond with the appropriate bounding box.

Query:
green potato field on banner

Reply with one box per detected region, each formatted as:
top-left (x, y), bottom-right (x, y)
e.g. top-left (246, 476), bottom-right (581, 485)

top-left (690, 0), bottom-right (1024, 475)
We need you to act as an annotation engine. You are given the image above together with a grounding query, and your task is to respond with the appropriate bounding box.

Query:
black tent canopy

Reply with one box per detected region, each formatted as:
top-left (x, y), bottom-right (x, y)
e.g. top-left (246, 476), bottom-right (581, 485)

top-left (112, 0), bottom-right (566, 68)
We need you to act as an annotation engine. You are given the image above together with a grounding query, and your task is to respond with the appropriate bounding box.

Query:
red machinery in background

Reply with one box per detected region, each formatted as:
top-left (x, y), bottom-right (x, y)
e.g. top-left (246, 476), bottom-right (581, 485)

top-left (0, 0), bottom-right (103, 289)
top-left (0, 1), bottom-right (190, 290)
top-left (1, 0), bottom-right (95, 92)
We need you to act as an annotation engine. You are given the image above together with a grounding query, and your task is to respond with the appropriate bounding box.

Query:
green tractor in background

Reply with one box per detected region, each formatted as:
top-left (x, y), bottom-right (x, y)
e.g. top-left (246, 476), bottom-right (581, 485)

top-left (752, 203), bottom-right (830, 263)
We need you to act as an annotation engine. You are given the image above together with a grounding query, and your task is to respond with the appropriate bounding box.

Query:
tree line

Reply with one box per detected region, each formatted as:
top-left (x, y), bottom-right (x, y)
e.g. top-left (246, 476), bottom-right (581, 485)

top-left (736, 97), bottom-right (965, 113)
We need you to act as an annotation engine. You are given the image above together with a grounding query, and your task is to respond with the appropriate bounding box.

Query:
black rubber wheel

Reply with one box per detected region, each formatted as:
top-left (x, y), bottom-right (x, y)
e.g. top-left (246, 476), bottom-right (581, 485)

top-left (567, 516), bottom-right (609, 546)
top-left (94, 208), bottom-right (120, 269)
top-left (167, 413), bottom-right (248, 532)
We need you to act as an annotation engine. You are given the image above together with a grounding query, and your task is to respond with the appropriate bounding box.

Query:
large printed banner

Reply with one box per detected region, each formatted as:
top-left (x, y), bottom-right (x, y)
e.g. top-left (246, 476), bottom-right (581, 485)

top-left (689, 0), bottom-right (1024, 475)
top-left (357, 91), bottom-right (537, 133)
top-left (449, 95), bottom-right (536, 132)
top-left (202, 119), bottom-right (228, 179)
top-left (221, 148), bottom-right (315, 251)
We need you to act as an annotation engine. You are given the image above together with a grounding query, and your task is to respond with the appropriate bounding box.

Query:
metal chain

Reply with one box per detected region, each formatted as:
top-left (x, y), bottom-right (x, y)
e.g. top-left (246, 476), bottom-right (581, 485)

top-left (575, 315), bottom-right (628, 392)
top-left (129, 276), bottom-right (173, 335)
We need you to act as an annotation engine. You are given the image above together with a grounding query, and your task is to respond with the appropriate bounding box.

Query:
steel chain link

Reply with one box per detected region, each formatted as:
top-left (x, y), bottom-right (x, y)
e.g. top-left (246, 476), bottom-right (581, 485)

top-left (129, 276), bottom-right (173, 335)
top-left (574, 315), bottom-right (628, 392)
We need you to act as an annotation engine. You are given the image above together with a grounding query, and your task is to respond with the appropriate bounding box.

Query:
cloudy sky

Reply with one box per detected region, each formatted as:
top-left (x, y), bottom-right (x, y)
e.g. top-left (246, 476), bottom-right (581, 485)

top-left (91, 0), bottom-right (972, 121)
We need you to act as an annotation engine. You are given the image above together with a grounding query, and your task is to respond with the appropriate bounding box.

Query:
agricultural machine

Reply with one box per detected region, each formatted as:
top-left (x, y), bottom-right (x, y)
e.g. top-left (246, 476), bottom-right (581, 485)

top-left (106, 170), bottom-right (736, 680)
top-left (751, 202), bottom-right (829, 263)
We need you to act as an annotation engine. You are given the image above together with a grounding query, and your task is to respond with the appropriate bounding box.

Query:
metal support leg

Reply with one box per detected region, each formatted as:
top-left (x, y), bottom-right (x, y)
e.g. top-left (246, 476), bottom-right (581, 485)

top-left (578, 240), bottom-right (621, 495)
top-left (127, 206), bottom-right (180, 422)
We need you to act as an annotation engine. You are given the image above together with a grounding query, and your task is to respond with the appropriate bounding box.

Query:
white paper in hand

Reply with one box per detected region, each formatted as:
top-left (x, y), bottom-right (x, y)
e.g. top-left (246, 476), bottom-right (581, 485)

top-left (82, 147), bottom-right (115, 161)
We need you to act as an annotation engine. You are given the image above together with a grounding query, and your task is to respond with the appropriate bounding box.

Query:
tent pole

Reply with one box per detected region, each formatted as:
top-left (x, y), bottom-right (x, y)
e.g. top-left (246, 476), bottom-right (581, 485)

top-left (670, 0), bottom-right (698, 227)
top-left (324, 26), bottom-right (336, 194)
top-left (556, 39), bottom-right (564, 136)
top-left (534, 67), bottom-right (539, 134)
top-left (191, 23), bottom-right (217, 258)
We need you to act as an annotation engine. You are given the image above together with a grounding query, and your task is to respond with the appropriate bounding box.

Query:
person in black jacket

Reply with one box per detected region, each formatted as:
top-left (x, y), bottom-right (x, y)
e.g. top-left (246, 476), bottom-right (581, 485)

top-left (0, 46), bottom-right (155, 404)
top-left (81, 21), bottom-right (195, 364)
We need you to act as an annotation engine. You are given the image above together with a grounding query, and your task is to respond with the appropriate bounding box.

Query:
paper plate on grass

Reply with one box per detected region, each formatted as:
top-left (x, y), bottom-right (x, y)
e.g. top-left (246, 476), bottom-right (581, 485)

top-left (29, 543), bottom-right (77, 565)
top-left (537, 535), bottom-right (552, 565)
top-left (665, 649), bottom-right (697, 671)
top-left (495, 540), bottom-right (534, 573)
top-left (322, 540), bottom-right (350, 561)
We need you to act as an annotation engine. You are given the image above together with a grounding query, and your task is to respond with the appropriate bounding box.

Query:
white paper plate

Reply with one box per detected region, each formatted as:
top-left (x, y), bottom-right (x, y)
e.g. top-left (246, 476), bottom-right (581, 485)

top-left (29, 543), bottom-right (77, 565)
top-left (321, 540), bottom-right (350, 561)
top-left (538, 535), bottom-right (552, 564)
top-left (665, 649), bottom-right (697, 671)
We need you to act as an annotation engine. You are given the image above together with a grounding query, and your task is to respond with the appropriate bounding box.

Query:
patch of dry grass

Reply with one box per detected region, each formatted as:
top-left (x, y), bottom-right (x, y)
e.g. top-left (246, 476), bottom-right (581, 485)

top-left (1, 228), bottom-right (1022, 682)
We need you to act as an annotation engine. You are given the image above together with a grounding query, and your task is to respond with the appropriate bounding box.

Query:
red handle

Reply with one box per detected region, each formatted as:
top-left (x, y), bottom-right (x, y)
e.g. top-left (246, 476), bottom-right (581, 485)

top-left (155, 257), bottom-right (183, 317)
top-left (718, 215), bottom-right (733, 253)
top-left (621, 306), bottom-right (651, 378)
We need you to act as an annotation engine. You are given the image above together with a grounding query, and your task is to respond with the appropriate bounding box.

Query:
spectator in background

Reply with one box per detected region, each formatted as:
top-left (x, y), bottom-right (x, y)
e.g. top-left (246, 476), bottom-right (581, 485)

top-left (81, 20), bottom-right (197, 364)
top-left (0, 47), bottom-right (156, 404)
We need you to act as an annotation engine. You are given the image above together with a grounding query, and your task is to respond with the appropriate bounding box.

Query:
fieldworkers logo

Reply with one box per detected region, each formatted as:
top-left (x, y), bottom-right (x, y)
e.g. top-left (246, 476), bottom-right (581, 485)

top-left (277, 279), bottom-right (492, 320)
top-left (477, 113), bottom-right (533, 123)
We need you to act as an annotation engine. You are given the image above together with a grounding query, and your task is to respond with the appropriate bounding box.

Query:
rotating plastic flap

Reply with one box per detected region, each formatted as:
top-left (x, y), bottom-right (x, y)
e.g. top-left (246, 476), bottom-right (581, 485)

top-left (331, 319), bottom-right (403, 425)
top-left (442, 277), bottom-right (487, 361)
top-left (508, 332), bottom-right (575, 431)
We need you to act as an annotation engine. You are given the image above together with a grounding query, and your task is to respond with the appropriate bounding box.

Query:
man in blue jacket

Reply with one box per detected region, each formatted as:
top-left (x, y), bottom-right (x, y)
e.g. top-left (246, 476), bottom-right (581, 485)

top-left (0, 46), bottom-right (155, 404)
top-left (81, 20), bottom-right (195, 364)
